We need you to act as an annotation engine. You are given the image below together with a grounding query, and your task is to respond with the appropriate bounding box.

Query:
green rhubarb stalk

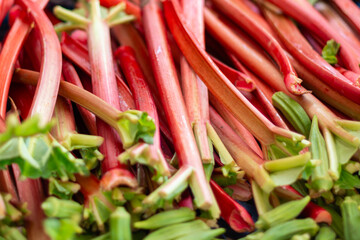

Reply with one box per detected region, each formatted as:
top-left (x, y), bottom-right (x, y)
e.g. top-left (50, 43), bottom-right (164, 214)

top-left (261, 218), bottom-right (319, 240)
top-left (255, 196), bottom-right (311, 229)
top-left (341, 196), bottom-right (360, 240)
top-left (272, 92), bottom-right (311, 137)
top-left (252, 181), bottom-right (273, 216)
top-left (315, 225), bottom-right (336, 240)
top-left (309, 116), bottom-right (333, 194)
top-left (134, 207), bottom-right (195, 230)
top-left (144, 220), bottom-right (209, 240)
top-left (110, 207), bottom-right (132, 240)
top-left (264, 152), bottom-right (311, 172)
top-left (143, 166), bottom-right (193, 206)
top-left (41, 197), bottom-right (83, 219)
top-left (206, 122), bottom-right (238, 176)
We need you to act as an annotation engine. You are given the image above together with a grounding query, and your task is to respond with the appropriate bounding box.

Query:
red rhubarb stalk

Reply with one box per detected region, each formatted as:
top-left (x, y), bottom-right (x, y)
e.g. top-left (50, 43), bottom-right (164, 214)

top-left (315, 2), bottom-right (360, 55)
top-left (110, 23), bottom-right (173, 142)
top-left (211, 0), bottom-right (306, 95)
top-left (209, 103), bottom-right (263, 158)
top-left (263, 7), bottom-right (360, 105)
top-left (227, 54), bottom-right (289, 129)
top-left (62, 60), bottom-right (97, 135)
top-left (281, 186), bottom-right (332, 224)
top-left (330, 0), bottom-right (360, 36)
top-left (180, 0), bottom-right (212, 163)
top-left (211, 57), bottom-right (255, 92)
top-left (263, 0), bottom-right (360, 73)
top-left (0, 10), bottom-right (29, 116)
top-left (60, 33), bottom-right (135, 111)
top-left (210, 180), bottom-right (254, 233)
top-left (86, 0), bottom-right (136, 185)
top-left (335, 67), bottom-right (360, 87)
top-left (115, 45), bottom-right (170, 177)
top-left (163, 0), bottom-right (307, 153)
top-left (142, 0), bottom-right (213, 210)
top-left (209, 107), bottom-right (274, 192)
top-left (289, 54), bottom-right (360, 121)
top-left (17, 0), bottom-right (62, 124)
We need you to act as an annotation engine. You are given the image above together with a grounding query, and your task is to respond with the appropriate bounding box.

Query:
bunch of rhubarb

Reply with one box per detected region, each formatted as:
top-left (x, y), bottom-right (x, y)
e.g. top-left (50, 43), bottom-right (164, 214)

top-left (0, 0), bottom-right (360, 239)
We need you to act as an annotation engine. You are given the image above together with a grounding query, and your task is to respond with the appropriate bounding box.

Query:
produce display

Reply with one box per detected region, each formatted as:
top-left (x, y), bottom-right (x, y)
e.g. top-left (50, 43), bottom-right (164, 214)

top-left (0, 0), bottom-right (360, 239)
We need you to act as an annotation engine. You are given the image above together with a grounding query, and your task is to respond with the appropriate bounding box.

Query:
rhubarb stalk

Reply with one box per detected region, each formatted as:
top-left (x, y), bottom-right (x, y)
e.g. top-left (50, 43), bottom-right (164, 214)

top-left (142, 0), bottom-right (214, 211)
top-left (263, 0), bottom-right (360, 73)
top-left (116, 46), bottom-right (170, 179)
top-left (211, 0), bottom-right (306, 95)
top-left (163, 0), bottom-right (308, 158)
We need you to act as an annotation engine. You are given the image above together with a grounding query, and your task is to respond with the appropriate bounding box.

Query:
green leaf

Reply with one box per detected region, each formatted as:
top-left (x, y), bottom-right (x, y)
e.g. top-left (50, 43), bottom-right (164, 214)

top-left (0, 114), bottom-right (53, 144)
top-left (270, 167), bottom-right (305, 186)
top-left (322, 40), bottom-right (340, 65)
top-left (0, 225), bottom-right (26, 240)
top-left (44, 218), bottom-right (82, 240)
top-left (79, 147), bottom-right (104, 170)
top-left (0, 136), bottom-right (89, 180)
top-left (334, 169), bottom-right (360, 190)
top-left (212, 171), bottom-right (237, 187)
top-left (116, 111), bottom-right (156, 149)
top-left (49, 178), bottom-right (80, 200)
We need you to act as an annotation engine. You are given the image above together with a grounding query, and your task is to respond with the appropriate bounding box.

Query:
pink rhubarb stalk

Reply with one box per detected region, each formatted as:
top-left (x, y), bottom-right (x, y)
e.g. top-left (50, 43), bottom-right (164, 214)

top-left (163, 0), bottom-right (306, 152)
top-left (316, 2), bottom-right (360, 55)
top-left (211, 0), bottom-right (306, 95)
top-left (330, 0), bottom-right (360, 36)
top-left (227, 53), bottom-right (289, 129)
top-left (180, 0), bottom-right (212, 163)
top-left (263, 0), bottom-right (360, 73)
top-left (86, 0), bottom-right (135, 185)
top-left (60, 32), bottom-right (135, 111)
top-left (263, 7), bottom-right (360, 105)
top-left (110, 22), bottom-right (173, 142)
top-left (17, 0), bottom-right (62, 124)
top-left (142, 0), bottom-right (213, 210)
top-left (115, 45), bottom-right (170, 177)
top-left (62, 60), bottom-right (97, 135)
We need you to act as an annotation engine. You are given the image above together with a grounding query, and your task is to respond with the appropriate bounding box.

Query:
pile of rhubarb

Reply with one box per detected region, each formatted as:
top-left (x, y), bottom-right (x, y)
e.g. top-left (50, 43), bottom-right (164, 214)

top-left (0, 0), bottom-right (360, 239)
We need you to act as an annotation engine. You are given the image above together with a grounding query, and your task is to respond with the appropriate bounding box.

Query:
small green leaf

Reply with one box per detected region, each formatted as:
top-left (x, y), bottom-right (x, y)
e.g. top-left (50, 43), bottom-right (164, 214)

top-left (335, 169), bottom-right (360, 190)
top-left (49, 178), bottom-right (80, 200)
top-left (44, 218), bottom-right (82, 240)
top-left (212, 171), bottom-right (237, 187)
top-left (116, 110), bottom-right (156, 149)
top-left (80, 147), bottom-right (104, 170)
top-left (322, 40), bottom-right (340, 65)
